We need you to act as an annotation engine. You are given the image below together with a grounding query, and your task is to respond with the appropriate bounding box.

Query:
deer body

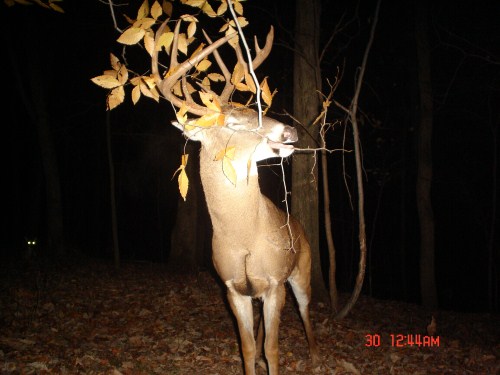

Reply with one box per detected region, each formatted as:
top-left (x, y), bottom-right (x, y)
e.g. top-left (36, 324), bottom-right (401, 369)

top-left (154, 18), bottom-right (319, 374)
top-left (174, 109), bottom-right (319, 374)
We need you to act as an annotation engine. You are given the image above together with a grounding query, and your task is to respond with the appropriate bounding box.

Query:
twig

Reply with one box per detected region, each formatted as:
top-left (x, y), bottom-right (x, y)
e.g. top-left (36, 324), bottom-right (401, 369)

top-left (226, 0), bottom-right (264, 129)
top-left (335, 0), bottom-right (381, 320)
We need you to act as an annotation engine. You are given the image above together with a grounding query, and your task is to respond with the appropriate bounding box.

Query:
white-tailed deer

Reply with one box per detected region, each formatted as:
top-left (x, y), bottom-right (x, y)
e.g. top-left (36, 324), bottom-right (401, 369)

top-left (153, 20), bottom-right (319, 375)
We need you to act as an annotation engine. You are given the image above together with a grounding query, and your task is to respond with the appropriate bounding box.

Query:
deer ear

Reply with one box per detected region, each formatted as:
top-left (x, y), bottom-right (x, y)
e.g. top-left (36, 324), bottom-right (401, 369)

top-left (172, 121), bottom-right (204, 141)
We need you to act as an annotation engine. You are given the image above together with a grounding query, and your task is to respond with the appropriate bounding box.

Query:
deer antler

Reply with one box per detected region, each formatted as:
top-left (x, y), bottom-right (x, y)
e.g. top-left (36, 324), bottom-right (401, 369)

top-left (152, 19), bottom-right (274, 119)
top-left (203, 26), bottom-right (274, 103)
top-left (152, 20), bottom-right (237, 117)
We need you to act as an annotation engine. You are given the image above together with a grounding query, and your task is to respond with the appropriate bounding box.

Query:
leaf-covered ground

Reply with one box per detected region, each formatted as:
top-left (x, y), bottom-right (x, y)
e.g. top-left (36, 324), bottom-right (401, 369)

top-left (1, 259), bottom-right (498, 374)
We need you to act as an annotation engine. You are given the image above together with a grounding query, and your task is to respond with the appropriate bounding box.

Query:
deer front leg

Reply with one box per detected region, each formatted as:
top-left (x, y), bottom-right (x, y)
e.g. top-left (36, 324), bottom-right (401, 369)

top-left (263, 282), bottom-right (286, 375)
top-left (226, 283), bottom-right (256, 375)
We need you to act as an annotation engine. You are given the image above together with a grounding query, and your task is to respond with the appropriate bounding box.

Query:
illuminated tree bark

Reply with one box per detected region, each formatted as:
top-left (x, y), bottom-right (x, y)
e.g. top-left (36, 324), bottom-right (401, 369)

top-left (292, 0), bottom-right (328, 302)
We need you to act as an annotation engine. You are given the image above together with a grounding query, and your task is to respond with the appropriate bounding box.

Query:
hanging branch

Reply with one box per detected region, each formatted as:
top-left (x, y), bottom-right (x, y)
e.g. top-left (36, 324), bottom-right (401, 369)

top-left (226, 0), bottom-right (264, 128)
top-left (334, 0), bottom-right (381, 320)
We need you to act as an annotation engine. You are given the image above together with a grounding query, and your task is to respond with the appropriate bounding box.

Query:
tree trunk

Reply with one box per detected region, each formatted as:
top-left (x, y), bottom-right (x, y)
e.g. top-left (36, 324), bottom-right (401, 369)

top-left (415, 0), bottom-right (438, 308)
top-left (35, 99), bottom-right (65, 257)
top-left (169, 143), bottom-right (207, 272)
top-left (292, 0), bottom-right (328, 302)
top-left (106, 111), bottom-right (120, 268)
top-left (6, 17), bottom-right (65, 257)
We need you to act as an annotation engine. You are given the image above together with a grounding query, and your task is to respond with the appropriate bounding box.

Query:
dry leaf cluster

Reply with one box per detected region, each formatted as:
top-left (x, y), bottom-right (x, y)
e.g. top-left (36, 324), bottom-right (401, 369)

top-left (91, 0), bottom-right (278, 199)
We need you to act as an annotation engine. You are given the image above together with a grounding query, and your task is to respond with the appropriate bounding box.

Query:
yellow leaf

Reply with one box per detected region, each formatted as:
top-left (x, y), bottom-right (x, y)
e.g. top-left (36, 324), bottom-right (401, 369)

top-left (139, 81), bottom-right (160, 102)
top-left (144, 29), bottom-right (155, 56)
top-left (117, 65), bottom-right (129, 85)
top-left (217, 113), bottom-right (225, 126)
top-left (173, 154), bottom-right (189, 201)
top-left (235, 82), bottom-right (251, 92)
top-left (49, 2), bottom-right (64, 13)
top-left (208, 73), bottom-right (225, 82)
top-left (214, 146), bottom-right (238, 184)
top-left (172, 80), bottom-right (183, 97)
top-left (216, 1), bottom-right (227, 16)
top-left (233, 0), bottom-right (243, 15)
top-left (201, 77), bottom-right (211, 92)
top-left (142, 75), bottom-right (156, 89)
top-left (186, 82), bottom-right (196, 95)
top-left (194, 112), bottom-right (219, 127)
top-left (260, 77), bottom-right (277, 107)
top-left (247, 157), bottom-right (252, 177)
top-left (131, 85), bottom-right (141, 104)
top-left (225, 147), bottom-right (236, 160)
top-left (177, 33), bottom-right (188, 55)
top-left (187, 21), bottom-right (197, 38)
top-left (151, 0), bottom-right (162, 19)
top-left (32, 0), bottom-right (49, 9)
top-left (245, 71), bottom-right (256, 93)
top-left (214, 147), bottom-right (236, 161)
top-left (195, 59), bottom-right (212, 72)
top-left (162, 0), bottom-right (172, 17)
top-left (157, 31), bottom-right (174, 53)
top-left (110, 53), bottom-right (121, 71)
top-left (176, 103), bottom-right (189, 123)
top-left (117, 27), bottom-right (146, 45)
top-left (178, 168), bottom-right (189, 200)
top-left (133, 17), bottom-right (156, 30)
top-left (182, 0), bottom-right (205, 9)
top-left (181, 153), bottom-right (188, 166)
top-left (199, 92), bottom-right (222, 112)
top-left (130, 76), bottom-right (142, 86)
top-left (136, 0), bottom-right (150, 20)
top-left (180, 14), bottom-right (198, 23)
top-left (231, 62), bottom-right (245, 86)
top-left (201, 1), bottom-right (216, 17)
top-left (227, 26), bottom-right (239, 48)
top-left (91, 75), bottom-right (121, 89)
top-left (107, 86), bottom-right (125, 110)
top-left (223, 157), bottom-right (237, 186)
top-left (236, 16), bottom-right (248, 27)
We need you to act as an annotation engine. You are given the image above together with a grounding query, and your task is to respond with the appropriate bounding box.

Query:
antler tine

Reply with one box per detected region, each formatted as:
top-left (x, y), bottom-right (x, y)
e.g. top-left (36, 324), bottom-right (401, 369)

top-left (151, 20), bottom-right (169, 89)
top-left (252, 26), bottom-right (274, 70)
top-left (152, 19), bottom-right (237, 117)
top-left (202, 30), bottom-right (234, 105)
top-left (221, 26), bottom-right (275, 103)
top-left (170, 20), bottom-right (181, 68)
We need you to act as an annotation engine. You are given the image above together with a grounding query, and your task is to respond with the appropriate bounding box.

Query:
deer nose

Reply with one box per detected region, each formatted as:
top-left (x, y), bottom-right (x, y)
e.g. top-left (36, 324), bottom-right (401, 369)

top-left (283, 126), bottom-right (298, 143)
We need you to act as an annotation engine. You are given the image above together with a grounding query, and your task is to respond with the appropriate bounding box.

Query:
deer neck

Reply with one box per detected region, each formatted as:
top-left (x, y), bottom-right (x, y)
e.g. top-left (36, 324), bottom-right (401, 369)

top-left (198, 145), bottom-right (266, 230)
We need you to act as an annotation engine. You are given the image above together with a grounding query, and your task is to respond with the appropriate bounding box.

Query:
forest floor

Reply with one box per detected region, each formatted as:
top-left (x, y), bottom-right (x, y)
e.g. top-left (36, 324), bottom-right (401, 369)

top-left (0, 258), bottom-right (498, 374)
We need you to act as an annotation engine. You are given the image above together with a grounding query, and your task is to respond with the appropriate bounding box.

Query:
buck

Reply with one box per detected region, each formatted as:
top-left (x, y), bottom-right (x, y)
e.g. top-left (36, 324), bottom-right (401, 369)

top-left (153, 20), bottom-right (320, 374)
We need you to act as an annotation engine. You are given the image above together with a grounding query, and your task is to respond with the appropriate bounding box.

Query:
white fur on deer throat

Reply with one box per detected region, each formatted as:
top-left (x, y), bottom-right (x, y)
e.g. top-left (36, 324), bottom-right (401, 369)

top-left (222, 137), bottom-right (293, 185)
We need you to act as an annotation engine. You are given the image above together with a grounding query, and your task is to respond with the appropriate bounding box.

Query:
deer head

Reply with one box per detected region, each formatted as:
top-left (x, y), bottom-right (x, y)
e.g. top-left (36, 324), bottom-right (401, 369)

top-left (172, 107), bottom-right (297, 184)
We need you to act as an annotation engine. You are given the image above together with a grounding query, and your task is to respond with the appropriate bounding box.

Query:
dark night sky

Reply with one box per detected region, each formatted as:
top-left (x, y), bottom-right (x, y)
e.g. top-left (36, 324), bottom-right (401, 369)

top-left (2, 0), bottom-right (499, 313)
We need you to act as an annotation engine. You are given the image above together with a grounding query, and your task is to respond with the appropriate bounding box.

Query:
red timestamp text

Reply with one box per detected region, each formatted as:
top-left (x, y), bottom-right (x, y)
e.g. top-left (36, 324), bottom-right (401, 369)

top-left (365, 334), bottom-right (440, 347)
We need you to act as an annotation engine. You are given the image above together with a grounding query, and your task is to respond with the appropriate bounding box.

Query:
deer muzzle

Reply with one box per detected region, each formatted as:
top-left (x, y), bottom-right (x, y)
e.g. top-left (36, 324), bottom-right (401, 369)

top-left (266, 125), bottom-right (298, 158)
top-left (282, 125), bottom-right (298, 144)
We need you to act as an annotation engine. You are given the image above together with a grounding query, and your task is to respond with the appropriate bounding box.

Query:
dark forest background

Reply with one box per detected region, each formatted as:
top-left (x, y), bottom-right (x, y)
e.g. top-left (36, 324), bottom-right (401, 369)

top-left (2, 0), bottom-right (499, 313)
